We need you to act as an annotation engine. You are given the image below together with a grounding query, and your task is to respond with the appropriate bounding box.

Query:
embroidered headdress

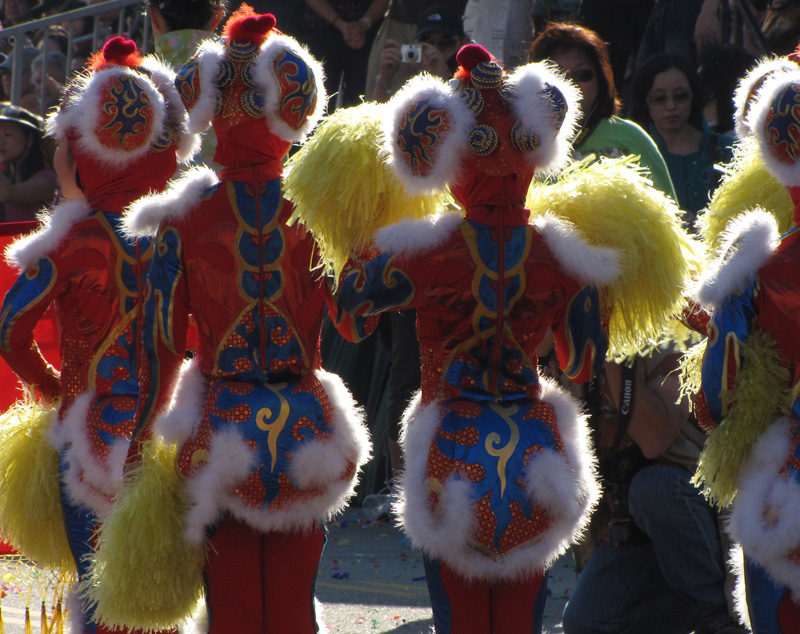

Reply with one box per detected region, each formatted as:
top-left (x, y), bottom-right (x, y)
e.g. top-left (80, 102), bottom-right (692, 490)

top-left (174, 5), bottom-right (326, 175)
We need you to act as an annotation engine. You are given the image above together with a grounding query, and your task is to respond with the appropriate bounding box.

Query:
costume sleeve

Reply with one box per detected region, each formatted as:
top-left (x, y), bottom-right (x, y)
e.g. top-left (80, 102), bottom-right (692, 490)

top-left (699, 279), bottom-right (758, 428)
top-left (329, 251), bottom-right (416, 343)
top-left (0, 256), bottom-right (62, 402)
top-left (130, 224), bottom-right (191, 446)
top-left (552, 280), bottom-right (608, 385)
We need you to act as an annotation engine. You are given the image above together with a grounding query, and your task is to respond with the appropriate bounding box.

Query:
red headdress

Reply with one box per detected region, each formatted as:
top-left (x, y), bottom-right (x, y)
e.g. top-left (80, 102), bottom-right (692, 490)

top-left (46, 36), bottom-right (197, 211)
top-left (174, 5), bottom-right (327, 180)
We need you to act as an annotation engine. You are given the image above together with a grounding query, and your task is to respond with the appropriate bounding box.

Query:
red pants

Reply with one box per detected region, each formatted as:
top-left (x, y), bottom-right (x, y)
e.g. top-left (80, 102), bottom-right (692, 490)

top-left (423, 555), bottom-right (547, 633)
top-left (204, 517), bottom-right (326, 634)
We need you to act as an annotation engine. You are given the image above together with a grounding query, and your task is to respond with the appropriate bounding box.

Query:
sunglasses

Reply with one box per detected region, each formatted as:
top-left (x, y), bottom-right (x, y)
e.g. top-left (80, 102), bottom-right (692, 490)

top-left (646, 90), bottom-right (692, 107)
top-left (418, 35), bottom-right (459, 49)
top-left (564, 67), bottom-right (595, 83)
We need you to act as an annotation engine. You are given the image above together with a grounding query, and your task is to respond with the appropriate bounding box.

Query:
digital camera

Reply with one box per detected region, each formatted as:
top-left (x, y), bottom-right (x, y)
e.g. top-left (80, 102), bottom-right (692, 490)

top-left (400, 44), bottom-right (423, 64)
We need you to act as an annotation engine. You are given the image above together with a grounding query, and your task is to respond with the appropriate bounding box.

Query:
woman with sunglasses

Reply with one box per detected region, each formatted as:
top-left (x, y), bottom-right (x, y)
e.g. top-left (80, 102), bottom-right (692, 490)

top-left (630, 52), bottom-right (734, 230)
top-left (529, 22), bottom-right (676, 201)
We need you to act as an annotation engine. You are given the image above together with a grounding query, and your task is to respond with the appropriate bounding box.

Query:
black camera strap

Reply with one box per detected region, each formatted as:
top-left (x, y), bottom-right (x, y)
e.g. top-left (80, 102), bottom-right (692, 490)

top-left (607, 360), bottom-right (637, 456)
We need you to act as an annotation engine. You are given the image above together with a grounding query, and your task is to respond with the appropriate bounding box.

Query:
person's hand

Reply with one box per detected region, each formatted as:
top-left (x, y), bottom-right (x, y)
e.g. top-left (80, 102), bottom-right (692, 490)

top-left (419, 42), bottom-right (449, 80)
top-left (694, 0), bottom-right (721, 56)
top-left (338, 19), bottom-right (365, 49)
top-left (378, 39), bottom-right (402, 86)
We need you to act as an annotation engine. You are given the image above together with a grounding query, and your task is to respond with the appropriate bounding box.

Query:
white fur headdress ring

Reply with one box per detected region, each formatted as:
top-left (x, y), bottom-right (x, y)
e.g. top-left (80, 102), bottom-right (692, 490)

top-left (381, 43), bottom-right (581, 197)
top-left (173, 6), bottom-right (327, 143)
top-left (46, 36), bottom-right (197, 166)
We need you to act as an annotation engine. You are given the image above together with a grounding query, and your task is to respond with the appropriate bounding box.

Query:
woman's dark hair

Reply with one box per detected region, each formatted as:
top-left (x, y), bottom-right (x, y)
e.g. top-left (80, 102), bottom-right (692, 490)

top-left (528, 22), bottom-right (621, 119)
top-left (3, 123), bottom-right (47, 183)
top-left (147, 0), bottom-right (226, 32)
top-left (629, 52), bottom-right (706, 130)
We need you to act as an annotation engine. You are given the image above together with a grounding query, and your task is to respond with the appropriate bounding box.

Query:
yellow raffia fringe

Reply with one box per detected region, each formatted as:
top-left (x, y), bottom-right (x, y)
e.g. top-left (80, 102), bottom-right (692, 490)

top-left (84, 437), bottom-right (205, 632)
top-left (698, 137), bottom-right (794, 254)
top-left (528, 157), bottom-right (701, 359)
top-left (691, 327), bottom-right (792, 508)
top-left (284, 101), bottom-right (455, 279)
top-left (0, 397), bottom-right (74, 572)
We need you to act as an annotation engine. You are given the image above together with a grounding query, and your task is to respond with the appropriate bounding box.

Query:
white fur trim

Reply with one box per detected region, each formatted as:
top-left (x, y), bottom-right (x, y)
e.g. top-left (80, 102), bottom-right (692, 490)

top-left (141, 54), bottom-right (200, 163)
top-left (734, 57), bottom-right (798, 139)
top-left (67, 584), bottom-right (85, 634)
top-left (153, 358), bottom-right (207, 445)
top-left (184, 39), bottom-right (225, 135)
top-left (54, 65), bottom-right (167, 167)
top-left (177, 598), bottom-right (209, 634)
top-left (5, 199), bottom-right (91, 270)
top-left (695, 208), bottom-right (779, 309)
top-left (51, 391), bottom-right (130, 515)
top-left (506, 61), bottom-right (580, 175)
top-left (729, 418), bottom-right (800, 598)
top-left (750, 69), bottom-right (800, 186)
top-left (182, 369), bottom-right (370, 541)
top-left (396, 376), bottom-right (600, 581)
top-left (255, 32), bottom-right (327, 142)
top-left (729, 542), bottom-right (752, 632)
top-left (123, 166), bottom-right (219, 238)
top-left (534, 214), bottom-right (620, 287)
top-left (374, 211), bottom-right (463, 255)
top-left (384, 73), bottom-right (476, 196)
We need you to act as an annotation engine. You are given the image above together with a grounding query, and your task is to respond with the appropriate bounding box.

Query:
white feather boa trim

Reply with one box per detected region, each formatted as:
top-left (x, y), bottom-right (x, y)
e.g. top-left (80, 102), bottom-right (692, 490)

top-left (4, 199), bottom-right (91, 270)
top-left (535, 214), bottom-right (620, 287)
top-left (695, 208), bottom-right (779, 309)
top-left (505, 61), bottom-right (580, 175)
top-left (375, 211), bottom-right (463, 255)
top-left (183, 39), bottom-right (225, 135)
top-left (123, 166), bottom-right (219, 238)
top-left (49, 392), bottom-right (129, 516)
top-left (383, 73), bottom-right (475, 197)
top-left (733, 56), bottom-right (799, 140)
top-left (396, 376), bottom-right (600, 581)
top-left (728, 418), bottom-right (800, 598)
top-left (170, 369), bottom-right (370, 543)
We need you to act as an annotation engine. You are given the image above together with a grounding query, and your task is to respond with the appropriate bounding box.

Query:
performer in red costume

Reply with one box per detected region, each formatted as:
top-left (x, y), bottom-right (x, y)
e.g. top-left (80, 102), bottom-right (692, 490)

top-left (325, 45), bottom-right (615, 633)
top-left (0, 37), bottom-right (197, 634)
top-left (106, 8), bottom-right (372, 633)
top-left (693, 62), bottom-right (800, 634)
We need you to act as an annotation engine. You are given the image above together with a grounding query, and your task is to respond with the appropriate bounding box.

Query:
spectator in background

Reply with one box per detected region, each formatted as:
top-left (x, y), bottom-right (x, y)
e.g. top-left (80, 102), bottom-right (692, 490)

top-left (34, 24), bottom-right (70, 56)
top-left (30, 0), bottom-right (65, 19)
top-left (629, 52), bottom-right (734, 228)
top-left (30, 50), bottom-right (67, 112)
top-left (0, 103), bottom-right (56, 222)
top-left (372, 4), bottom-right (470, 102)
top-left (698, 42), bottom-right (756, 137)
top-left (529, 23), bottom-right (677, 200)
top-left (0, 46), bottom-right (42, 112)
top-left (301, 0), bottom-right (390, 110)
top-left (462, 0), bottom-right (536, 71)
top-left (1, 0), bottom-right (34, 27)
top-left (364, 0), bottom-right (468, 99)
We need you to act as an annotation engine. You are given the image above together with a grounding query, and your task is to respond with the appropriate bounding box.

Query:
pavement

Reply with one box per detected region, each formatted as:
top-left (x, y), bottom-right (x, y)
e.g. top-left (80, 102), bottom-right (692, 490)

top-left (317, 505), bottom-right (575, 634)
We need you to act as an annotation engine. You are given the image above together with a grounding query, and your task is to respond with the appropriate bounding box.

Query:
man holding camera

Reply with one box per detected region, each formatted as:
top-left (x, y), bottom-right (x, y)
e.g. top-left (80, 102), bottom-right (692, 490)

top-left (372, 4), bottom-right (470, 101)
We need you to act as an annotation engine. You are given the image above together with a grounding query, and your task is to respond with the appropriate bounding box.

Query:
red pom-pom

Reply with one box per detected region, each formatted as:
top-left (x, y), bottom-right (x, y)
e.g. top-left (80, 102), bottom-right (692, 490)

top-left (456, 44), bottom-right (492, 73)
top-left (223, 4), bottom-right (276, 46)
top-left (87, 36), bottom-right (141, 71)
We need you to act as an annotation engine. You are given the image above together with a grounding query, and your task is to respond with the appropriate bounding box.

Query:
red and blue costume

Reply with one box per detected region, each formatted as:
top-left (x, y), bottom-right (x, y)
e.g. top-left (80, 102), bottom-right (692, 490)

top-left (0, 37), bottom-right (196, 634)
top-left (114, 9), bottom-right (371, 633)
top-left (328, 46), bottom-right (615, 633)
top-left (695, 67), bottom-right (800, 634)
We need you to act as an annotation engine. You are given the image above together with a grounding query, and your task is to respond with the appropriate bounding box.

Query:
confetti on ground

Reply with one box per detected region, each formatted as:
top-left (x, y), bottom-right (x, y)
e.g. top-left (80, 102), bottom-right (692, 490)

top-left (331, 571), bottom-right (350, 579)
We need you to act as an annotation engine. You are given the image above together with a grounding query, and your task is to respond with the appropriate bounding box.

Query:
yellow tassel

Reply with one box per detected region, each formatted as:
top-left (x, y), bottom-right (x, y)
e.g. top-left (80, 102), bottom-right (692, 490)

top-left (85, 437), bottom-right (205, 631)
top-left (698, 137), bottom-right (794, 254)
top-left (285, 101), bottom-right (455, 280)
top-left (692, 327), bottom-right (792, 507)
top-left (24, 606), bottom-right (31, 634)
top-left (52, 599), bottom-right (62, 634)
top-left (528, 156), bottom-right (701, 359)
top-left (40, 601), bottom-right (48, 634)
top-left (0, 396), bottom-right (75, 572)
top-left (0, 603), bottom-right (5, 634)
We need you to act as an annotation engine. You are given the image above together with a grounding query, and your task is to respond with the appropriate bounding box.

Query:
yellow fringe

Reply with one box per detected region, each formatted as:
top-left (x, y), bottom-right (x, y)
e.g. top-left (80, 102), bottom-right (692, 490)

top-left (691, 327), bottom-right (792, 508)
top-left (284, 102), bottom-right (455, 280)
top-left (0, 398), bottom-right (74, 572)
top-left (528, 157), bottom-right (701, 359)
top-left (85, 437), bottom-right (205, 632)
top-left (698, 137), bottom-right (794, 254)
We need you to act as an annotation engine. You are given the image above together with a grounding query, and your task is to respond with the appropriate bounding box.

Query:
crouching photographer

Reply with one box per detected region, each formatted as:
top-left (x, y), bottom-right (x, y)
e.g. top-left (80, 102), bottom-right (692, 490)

top-left (562, 348), bottom-right (746, 634)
